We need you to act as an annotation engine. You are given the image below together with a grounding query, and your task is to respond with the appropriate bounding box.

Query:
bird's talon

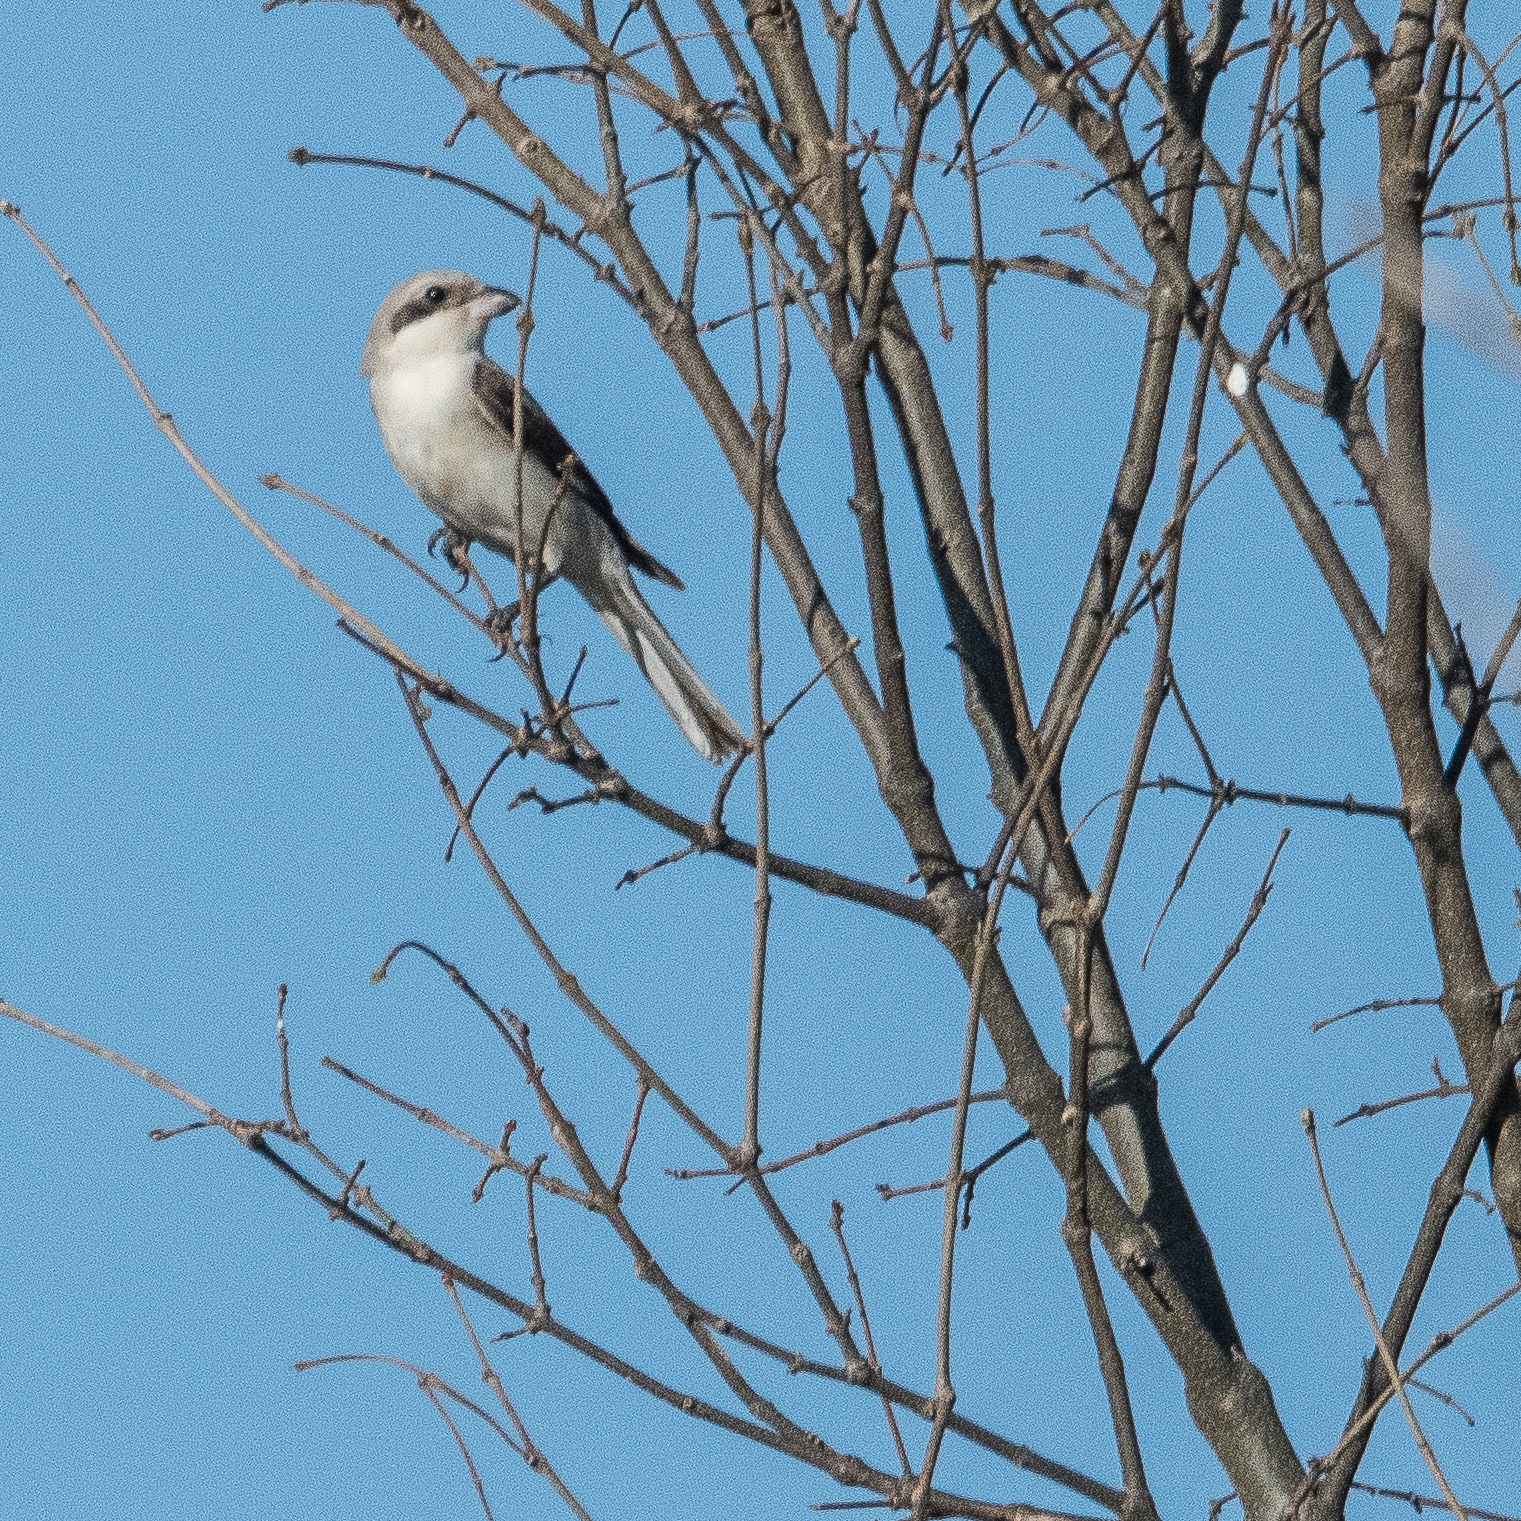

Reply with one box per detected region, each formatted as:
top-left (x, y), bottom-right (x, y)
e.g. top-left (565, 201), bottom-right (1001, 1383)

top-left (483, 600), bottom-right (522, 660)
top-left (484, 600), bottom-right (522, 637)
top-left (428, 525), bottom-right (473, 589)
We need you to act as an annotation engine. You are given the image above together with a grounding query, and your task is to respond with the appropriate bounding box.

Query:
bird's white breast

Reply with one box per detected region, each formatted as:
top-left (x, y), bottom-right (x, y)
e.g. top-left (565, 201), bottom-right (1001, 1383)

top-left (369, 350), bottom-right (572, 569)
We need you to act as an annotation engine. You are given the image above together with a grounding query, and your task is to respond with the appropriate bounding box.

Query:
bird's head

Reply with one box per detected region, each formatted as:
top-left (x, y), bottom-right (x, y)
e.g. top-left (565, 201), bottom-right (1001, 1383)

top-left (360, 270), bottom-right (521, 377)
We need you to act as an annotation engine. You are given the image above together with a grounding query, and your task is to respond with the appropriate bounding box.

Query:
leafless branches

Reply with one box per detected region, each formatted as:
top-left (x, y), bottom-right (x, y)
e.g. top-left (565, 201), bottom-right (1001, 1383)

top-left (10, 0), bottom-right (1521, 1516)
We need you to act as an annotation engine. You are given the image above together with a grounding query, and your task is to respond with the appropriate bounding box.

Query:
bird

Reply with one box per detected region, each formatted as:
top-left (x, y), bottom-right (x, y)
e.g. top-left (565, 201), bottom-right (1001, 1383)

top-left (361, 269), bottom-right (746, 762)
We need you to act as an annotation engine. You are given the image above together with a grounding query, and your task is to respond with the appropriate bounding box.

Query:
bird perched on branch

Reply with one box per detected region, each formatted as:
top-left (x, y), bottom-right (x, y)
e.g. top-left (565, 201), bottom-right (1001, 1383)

top-left (362, 269), bottom-right (745, 762)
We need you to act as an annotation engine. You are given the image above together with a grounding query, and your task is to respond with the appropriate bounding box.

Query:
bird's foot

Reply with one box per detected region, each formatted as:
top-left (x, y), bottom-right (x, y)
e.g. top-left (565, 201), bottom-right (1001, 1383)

top-left (427, 524), bottom-right (473, 589)
top-left (482, 599), bottom-right (524, 661)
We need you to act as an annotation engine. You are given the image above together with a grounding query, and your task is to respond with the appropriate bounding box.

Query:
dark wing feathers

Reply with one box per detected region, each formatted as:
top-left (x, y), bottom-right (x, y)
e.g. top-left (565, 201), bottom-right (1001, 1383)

top-left (471, 360), bottom-right (684, 590)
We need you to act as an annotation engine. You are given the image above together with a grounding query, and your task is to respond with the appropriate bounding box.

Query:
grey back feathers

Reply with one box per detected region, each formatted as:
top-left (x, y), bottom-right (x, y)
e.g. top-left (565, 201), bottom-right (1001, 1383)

top-left (467, 361), bottom-right (685, 592)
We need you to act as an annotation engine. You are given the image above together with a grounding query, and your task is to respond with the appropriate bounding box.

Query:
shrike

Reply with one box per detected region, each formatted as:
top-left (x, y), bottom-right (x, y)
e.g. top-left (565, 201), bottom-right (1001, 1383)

top-left (362, 269), bottom-right (746, 762)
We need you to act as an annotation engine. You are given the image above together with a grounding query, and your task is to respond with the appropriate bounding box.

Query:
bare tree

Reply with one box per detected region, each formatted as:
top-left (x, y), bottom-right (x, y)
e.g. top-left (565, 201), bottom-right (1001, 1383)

top-left (6, 1), bottom-right (1521, 1518)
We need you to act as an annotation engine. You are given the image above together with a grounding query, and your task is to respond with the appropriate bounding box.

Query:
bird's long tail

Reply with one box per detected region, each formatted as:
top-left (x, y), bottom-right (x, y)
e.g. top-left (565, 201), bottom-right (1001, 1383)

top-left (592, 569), bottom-right (747, 763)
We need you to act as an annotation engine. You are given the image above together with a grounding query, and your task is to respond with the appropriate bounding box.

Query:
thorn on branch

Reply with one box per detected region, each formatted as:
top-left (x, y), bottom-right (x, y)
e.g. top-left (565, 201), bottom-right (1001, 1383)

top-left (474, 1119), bottom-right (519, 1203)
top-left (336, 1158), bottom-right (367, 1216)
top-left (509, 785), bottom-right (603, 815)
top-left (148, 1120), bottom-right (217, 1141)
top-left (615, 842), bottom-right (700, 890)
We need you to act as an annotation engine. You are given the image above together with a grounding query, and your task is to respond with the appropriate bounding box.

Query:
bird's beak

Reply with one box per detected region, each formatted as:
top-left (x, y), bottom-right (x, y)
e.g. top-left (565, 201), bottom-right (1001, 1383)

top-left (469, 286), bottom-right (521, 323)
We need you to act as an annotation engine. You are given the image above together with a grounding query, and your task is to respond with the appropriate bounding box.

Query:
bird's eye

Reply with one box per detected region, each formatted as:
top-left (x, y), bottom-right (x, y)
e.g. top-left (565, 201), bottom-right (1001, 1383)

top-left (423, 285), bottom-right (447, 305)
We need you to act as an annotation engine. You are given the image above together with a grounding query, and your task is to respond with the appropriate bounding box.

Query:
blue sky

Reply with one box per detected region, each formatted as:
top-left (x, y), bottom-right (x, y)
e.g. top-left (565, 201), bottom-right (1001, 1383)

top-left (3, 3), bottom-right (1520, 1518)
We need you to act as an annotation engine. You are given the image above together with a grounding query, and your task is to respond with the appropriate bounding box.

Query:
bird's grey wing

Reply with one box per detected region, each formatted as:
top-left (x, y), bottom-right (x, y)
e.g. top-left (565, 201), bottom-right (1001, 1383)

top-left (471, 359), bottom-right (685, 590)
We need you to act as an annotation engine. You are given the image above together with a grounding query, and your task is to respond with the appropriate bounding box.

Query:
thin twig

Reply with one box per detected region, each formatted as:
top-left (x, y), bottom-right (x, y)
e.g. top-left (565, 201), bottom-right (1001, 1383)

top-left (667, 1091), bottom-right (1005, 1181)
top-left (1146, 830), bottom-right (1291, 1070)
top-left (1, 201), bottom-right (422, 681)
top-left (275, 983), bottom-right (306, 1141)
top-left (1404, 1378), bottom-right (1475, 1428)
top-left (1303, 1109), bottom-right (1469, 1518)
top-left (740, 214), bottom-right (773, 1173)
top-left (766, 637), bottom-right (863, 736)
top-left (611, 1078), bottom-right (651, 1200)
top-left (1349, 1484), bottom-right (1516, 1521)
top-left (523, 1156), bottom-right (551, 1319)
top-left (830, 1201), bottom-right (912, 1478)
top-left (420, 1380), bottom-right (499, 1521)
top-left (442, 1277), bottom-right (598, 1521)
top-left (1333, 1058), bottom-right (1470, 1128)
top-left (2, 998), bottom-right (277, 1144)
top-left (1311, 995), bottom-right (1441, 1034)
top-left (260, 473), bottom-right (487, 631)
top-left (285, 147), bottom-right (636, 305)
